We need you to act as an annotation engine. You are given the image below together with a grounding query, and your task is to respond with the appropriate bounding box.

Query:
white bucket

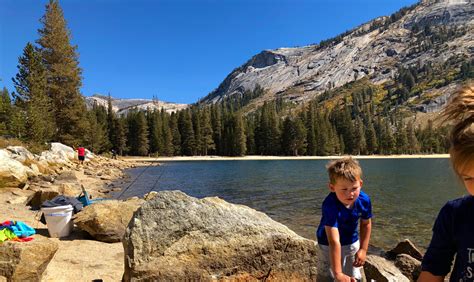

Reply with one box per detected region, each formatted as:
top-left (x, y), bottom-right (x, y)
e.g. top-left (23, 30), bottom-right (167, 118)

top-left (41, 205), bottom-right (74, 238)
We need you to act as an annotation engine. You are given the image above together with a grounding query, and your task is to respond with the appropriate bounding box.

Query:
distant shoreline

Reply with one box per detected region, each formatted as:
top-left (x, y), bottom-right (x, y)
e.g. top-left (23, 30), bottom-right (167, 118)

top-left (122, 154), bottom-right (450, 162)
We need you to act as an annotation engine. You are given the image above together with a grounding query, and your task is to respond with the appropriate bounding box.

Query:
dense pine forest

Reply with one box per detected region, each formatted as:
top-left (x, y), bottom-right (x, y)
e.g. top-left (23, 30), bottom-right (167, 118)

top-left (1, 0), bottom-right (472, 156)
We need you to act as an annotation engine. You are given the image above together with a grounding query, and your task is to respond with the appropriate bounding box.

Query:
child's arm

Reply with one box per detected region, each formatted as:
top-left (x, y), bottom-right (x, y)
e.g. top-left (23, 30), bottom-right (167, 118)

top-left (417, 271), bottom-right (444, 281)
top-left (354, 218), bottom-right (371, 267)
top-left (325, 226), bottom-right (356, 282)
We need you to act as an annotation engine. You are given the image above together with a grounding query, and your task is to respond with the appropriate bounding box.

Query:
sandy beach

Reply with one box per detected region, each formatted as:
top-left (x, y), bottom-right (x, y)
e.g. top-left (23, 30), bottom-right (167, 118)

top-left (123, 154), bottom-right (450, 162)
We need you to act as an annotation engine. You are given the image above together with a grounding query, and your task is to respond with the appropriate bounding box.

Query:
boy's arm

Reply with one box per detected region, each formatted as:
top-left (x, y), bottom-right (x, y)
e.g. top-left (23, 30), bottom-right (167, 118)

top-left (417, 271), bottom-right (444, 282)
top-left (325, 226), bottom-right (355, 282)
top-left (354, 218), bottom-right (371, 267)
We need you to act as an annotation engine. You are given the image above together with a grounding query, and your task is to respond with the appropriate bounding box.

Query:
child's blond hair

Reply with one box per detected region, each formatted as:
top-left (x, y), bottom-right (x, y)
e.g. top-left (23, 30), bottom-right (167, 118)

top-left (441, 83), bottom-right (474, 175)
top-left (326, 157), bottom-right (362, 184)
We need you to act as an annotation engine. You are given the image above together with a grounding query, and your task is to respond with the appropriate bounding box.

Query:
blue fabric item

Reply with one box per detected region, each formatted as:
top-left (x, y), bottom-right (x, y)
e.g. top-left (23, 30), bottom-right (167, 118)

top-left (316, 191), bottom-right (372, 246)
top-left (9, 221), bottom-right (35, 238)
top-left (421, 196), bottom-right (474, 281)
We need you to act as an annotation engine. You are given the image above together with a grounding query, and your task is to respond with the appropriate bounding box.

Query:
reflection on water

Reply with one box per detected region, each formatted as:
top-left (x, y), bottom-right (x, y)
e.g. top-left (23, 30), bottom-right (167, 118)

top-left (116, 159), bottom-right (465, 250)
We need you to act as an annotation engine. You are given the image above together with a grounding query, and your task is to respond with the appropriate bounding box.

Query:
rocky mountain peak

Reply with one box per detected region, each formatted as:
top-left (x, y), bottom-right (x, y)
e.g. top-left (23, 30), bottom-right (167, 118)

top-left (200, 0), bottom-right (472, 114)
top-left (85, 94), bottom-right (188, 116)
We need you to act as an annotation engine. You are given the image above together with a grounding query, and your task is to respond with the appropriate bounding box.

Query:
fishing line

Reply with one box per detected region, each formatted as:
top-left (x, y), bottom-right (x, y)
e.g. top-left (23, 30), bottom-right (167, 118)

top-left (115, 161), bottom-right (156, 200)
top-left (144, 162), bottom-right (168, 197)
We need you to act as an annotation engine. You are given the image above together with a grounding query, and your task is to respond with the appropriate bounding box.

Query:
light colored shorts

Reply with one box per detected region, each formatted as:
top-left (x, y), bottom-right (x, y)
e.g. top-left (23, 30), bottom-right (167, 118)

top-left (318, 240), bottom-right (362, 280)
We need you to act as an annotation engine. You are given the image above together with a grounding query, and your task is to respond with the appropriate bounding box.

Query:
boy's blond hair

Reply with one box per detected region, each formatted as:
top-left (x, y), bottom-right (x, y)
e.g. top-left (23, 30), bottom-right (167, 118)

top-left (441, 83), bottom-right (474, 175)
top-left (326, 157), bottom-right (362, 184)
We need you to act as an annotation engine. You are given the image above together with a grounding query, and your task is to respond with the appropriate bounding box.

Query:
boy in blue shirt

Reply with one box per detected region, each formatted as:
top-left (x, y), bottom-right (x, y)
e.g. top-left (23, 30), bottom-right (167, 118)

top-left (419, 84), bottom-right (474, 282)
top-left (317, 157), bottom-right (372, 281)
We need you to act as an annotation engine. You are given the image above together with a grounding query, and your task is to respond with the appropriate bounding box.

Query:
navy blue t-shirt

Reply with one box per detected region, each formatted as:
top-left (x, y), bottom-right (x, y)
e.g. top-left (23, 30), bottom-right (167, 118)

top-left (422, 195), bottom-right (474, 281)
top-left (316, 191), bottom-right (372, 246)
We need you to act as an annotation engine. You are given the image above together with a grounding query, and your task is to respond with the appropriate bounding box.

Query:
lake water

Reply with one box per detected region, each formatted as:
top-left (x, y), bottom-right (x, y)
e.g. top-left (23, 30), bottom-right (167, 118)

top-left (116, 159), bottom-right (466, 251)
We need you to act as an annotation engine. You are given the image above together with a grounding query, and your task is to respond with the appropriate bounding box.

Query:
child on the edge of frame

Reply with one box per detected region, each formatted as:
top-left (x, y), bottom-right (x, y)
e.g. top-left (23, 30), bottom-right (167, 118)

top-left (316, 157), bottom-right (372, 282)
top-left (418, 84), bottom-right (474, 282)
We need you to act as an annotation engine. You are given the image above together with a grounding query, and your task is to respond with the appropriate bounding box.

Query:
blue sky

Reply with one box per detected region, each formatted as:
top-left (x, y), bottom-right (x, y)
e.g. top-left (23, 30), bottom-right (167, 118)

top-left (0, 0), bottom-right (418, 104)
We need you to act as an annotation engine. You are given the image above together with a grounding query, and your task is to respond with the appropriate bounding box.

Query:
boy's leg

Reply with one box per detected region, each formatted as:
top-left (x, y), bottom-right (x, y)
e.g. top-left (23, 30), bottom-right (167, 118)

top-left (341, 240), bottom-right (362, 280)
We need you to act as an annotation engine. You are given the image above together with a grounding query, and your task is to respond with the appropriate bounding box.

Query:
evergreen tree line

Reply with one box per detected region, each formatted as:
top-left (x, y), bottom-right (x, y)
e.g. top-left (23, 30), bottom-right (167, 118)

top-left (66, 84), bottom-right (448, 157)
top-left (1, 73), bottom-right (450, 156)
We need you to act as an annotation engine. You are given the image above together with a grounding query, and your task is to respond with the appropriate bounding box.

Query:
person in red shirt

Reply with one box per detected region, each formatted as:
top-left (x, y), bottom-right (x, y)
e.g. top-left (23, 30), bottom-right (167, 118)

top-left (77, 146), bottom-right (85, 164)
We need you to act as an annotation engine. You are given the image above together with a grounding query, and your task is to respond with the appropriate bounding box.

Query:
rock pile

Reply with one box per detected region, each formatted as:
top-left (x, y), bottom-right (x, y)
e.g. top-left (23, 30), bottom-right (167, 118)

top-left (364, 239), bottom-right (423, 282)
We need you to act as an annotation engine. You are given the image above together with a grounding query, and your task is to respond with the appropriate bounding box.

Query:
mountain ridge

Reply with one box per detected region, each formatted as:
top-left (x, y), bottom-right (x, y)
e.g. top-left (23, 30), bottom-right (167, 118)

top-left (199, 0), bottom-right (473, 115)
top-left (85, 94), bottom-right (188, 116)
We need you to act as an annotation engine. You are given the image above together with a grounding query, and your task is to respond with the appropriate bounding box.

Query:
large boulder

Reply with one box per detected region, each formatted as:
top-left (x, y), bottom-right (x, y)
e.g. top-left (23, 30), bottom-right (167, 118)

top-left (386, 239), bottom-right (423, 261)
top-left (38, 143), bottom-right (77, 167)
top-left (26, 187), bottom-right (61, 209)
top-left (34, 160), bottom-right (55, 175)
top-left (123, 191), bottom-right (320, 281)
top-left (54, 170), bottom-right (81, 182)
top-left (6, 146), bottom-right (35, 165)
top-left (74, 198), bottom-right (144, 243)
top-left (364, 255), bottom-right (410, 282)
top-left (0, 236), bottom-right (58, 281)
top-left (50, 143), bottom-right (75, 160)
top-left (39, 151), bottom-right (70, 166)
top-left (395, 254), bottom-right (421, 281)
top-left (0, 150), bottom-right (29, 188)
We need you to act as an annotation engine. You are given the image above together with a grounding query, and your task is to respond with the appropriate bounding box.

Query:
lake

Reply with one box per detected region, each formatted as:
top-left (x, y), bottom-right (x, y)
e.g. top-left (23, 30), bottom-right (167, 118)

top-left (116, 158), bottom-right (466, 251)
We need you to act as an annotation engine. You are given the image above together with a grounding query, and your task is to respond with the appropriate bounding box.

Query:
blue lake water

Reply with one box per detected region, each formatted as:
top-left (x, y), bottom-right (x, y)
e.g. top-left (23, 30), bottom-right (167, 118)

top-left (116, 158), bottom-right (466, 250)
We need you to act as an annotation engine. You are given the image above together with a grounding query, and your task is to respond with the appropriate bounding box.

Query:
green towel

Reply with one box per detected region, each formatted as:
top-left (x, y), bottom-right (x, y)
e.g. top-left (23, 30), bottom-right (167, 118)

top-left (0, 228), bottom-right (17, 243)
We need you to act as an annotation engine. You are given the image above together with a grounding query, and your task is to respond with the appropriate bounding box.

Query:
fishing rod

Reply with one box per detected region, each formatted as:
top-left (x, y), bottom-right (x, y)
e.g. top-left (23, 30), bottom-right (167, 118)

top-left (143, 162), bottom-right (168, 198)
top-left (115, 161), bottom-right (157, 200)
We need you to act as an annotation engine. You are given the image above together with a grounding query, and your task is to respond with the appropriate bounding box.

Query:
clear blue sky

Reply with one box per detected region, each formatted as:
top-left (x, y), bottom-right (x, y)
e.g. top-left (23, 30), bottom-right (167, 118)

top-left (0, 0), bottom-right (418, 104)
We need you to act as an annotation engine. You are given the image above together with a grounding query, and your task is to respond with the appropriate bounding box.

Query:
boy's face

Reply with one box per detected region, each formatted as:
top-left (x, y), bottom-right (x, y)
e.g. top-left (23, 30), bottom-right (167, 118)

top-left (460, 165), bottom-right (474, 196)
top-left (329, 177), bottom-right (363, 208)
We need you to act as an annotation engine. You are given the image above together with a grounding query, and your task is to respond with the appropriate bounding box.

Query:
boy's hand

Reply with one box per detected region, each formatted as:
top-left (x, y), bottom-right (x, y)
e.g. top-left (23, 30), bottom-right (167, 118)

top-left (335, 272), bottom-right (356, 282)
top-left (353, 248), bottom-right (367, 267)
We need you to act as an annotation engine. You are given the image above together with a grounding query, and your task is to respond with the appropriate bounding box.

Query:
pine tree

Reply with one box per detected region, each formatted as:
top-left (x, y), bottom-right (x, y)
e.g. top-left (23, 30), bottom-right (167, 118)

top-left (9, 104), bottom-right (26, 139)
top-left (147, 110), bottom-right (163, 155)
top-left (245, 116), bottom-right (256, 155)
top-left (306, 103), bottom-right (317, 155)
top-left (107, 94), bottom-right (117, 150)
top-left (37, 0), bottom-right (88, 145)
top-left (365, 117), bottom-right (378, 154)
top-left (354, 117), bottom-right (367, 155)
top-left (85, 109), bottom-right (108, 153)
top-left (170, 113), bottom-right (181, 155)
top-left (395, 120), bottom-right (408, 154)
top-left (232, 113), bottom-right (246, 156)
top-left (12, 42), bottom-right (55, 143)
top-left (160, 109), bottom-right (174, 156)
top-left (200, 108), bottom-right (215, 155)
top-left (406, 121), bottom-right (420, 154)
top-left (192, 109), bottom-right (202, 155)
top-left (339, 134), bottom-right (345, 154)
top-left (114, 118), bottom-right (127, 155)
top-left (211, 104), bottom-right (222, 155)
top-left (136, 111), bottom-right (149, 156)
top-left (282, 116), bottom-right (306, 156)
top-left (0, 88), bottom-right (12, 135)
top-left (179, 110), bottom-right (195, 156)
top-left (381, 119), bottom-right (395, 154)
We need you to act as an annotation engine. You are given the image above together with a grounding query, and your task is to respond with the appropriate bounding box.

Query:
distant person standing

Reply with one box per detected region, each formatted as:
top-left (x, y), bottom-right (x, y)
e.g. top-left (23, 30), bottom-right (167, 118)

top-left (77, 146), bottom-right (85, 164)
top-left (111, 149), bottom-right (117, 159)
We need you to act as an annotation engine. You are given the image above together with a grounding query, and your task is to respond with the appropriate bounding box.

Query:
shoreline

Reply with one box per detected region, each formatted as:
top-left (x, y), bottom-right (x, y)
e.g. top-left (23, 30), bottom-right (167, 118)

top-left (122, 154), bottom-right (450, 162)
top-left (0, 146), bottom-right (429, 280)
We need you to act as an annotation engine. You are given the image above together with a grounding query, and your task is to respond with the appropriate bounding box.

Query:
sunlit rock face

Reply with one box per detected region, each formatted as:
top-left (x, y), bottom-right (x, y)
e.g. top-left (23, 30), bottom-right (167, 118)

top-left (123, 190), bottom-right (321, 281)
top-left (201, 0), bottom-right (473, 109)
